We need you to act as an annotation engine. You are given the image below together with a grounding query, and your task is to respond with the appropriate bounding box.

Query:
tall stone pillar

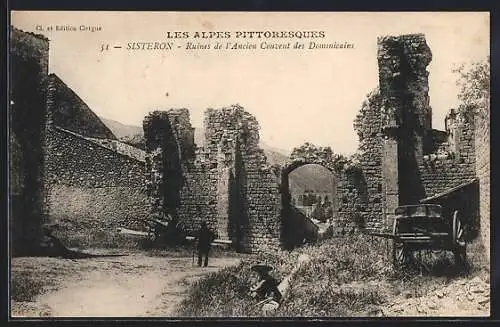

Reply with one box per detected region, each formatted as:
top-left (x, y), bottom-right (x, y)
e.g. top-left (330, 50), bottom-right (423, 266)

top-left (377, 34), bottom-right (432, 228)
top-left (143, 112), bottom-right (182, 221)
top-left (377, 35), bottom-right (404, 229)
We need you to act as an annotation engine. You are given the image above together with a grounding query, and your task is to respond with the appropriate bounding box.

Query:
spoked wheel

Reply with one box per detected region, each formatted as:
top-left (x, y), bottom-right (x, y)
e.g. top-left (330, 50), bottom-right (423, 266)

top-left (392, 218), bottom-right (410, 270)
top-left (393, 241), bottom-right (410, 270)
top-left (452, 210), bottom-right (467, 266)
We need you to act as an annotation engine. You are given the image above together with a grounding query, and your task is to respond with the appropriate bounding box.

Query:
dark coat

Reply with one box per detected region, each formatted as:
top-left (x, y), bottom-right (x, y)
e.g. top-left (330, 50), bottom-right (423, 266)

top-left (253, 274), bottom-right (282, 302)
top-left (197, 225), bottom-right (214, 252)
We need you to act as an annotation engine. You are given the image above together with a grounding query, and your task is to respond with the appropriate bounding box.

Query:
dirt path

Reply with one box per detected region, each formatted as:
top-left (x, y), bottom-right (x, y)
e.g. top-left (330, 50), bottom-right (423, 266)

top-left (11, 253), bottom-right (240, 317)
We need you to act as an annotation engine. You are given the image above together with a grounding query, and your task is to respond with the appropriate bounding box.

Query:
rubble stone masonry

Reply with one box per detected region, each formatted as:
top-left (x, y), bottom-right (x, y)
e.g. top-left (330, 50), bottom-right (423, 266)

top-left (419, 108), bottom-right (476, 197)
top-left (475, 107), bottom-right (490, 265)
top-left (145, 106), bottom-right (281, 253)
top-left (353, 88), bottom-right (384, 230)
top-left (355, 34), bottom-right (479, 233)
top-left (45, 127), bottom-right (148, 245)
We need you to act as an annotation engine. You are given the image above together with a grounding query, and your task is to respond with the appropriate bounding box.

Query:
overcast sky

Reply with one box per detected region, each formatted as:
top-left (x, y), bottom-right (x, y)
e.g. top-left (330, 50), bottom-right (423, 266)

top-left (12, 11), bottom-right (489, 155)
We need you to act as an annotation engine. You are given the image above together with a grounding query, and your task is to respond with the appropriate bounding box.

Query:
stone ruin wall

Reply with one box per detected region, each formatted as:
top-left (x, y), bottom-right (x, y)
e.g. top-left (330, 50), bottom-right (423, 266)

top-left (353, 88), bottom-right (384, 231)
top-left (354, 34), bottom-right (479, 232)
top-left (225, 108), bottom-right (281, 253)
top-left (419, 108), bottom-right (476, 197)
top-left (12, 28), bottom-right (487, 255)
top-left (143, 109), bottom-right (219, 237)
top-left (9, 27), bottom-right (50, 256)
top-left (44, 126), bottom-right (148, 247)
top-left (44, 76), bottom-right (148, 247)
top-left (330, 169), bottom-right (369, 235)
top-left (475, 105), bottom-right (490, 265)
top-left (144, 106), bottom-right (281, 253)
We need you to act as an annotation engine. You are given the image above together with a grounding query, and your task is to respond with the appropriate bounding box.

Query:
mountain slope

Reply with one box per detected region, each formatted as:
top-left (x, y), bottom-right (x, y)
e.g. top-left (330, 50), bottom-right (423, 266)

top-left (99, 117), bottom-right (143, 139)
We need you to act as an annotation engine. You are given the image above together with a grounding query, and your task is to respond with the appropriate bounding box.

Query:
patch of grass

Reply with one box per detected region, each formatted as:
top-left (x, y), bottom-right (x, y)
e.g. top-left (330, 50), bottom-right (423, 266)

top-left (176, 234), bottom-right (392, 317)
top-left (176, 232), bottom-right (483, 317)
top-left (277, 281), bottom-right (389, 317)
top-left (11, 271), bottom-right (47, 302)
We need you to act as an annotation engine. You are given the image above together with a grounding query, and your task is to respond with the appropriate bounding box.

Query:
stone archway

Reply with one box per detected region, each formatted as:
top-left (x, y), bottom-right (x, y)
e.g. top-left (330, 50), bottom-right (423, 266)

top-left (279, 144), bottom-right (343, 249)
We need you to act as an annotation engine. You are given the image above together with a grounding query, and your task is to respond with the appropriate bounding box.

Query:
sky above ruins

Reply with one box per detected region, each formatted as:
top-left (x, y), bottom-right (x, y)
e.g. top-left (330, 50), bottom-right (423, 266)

top-left (12, 12), bottom-right (489, 155)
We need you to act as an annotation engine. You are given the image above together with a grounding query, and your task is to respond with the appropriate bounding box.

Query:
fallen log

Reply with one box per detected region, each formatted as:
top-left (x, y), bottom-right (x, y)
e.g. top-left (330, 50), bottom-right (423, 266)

top-left (277, 254), bottom-right (311, 298)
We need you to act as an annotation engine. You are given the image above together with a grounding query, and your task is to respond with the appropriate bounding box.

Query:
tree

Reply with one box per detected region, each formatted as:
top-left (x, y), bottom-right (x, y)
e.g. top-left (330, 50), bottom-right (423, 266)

top-left (453, 57), bottom-right (490, 118)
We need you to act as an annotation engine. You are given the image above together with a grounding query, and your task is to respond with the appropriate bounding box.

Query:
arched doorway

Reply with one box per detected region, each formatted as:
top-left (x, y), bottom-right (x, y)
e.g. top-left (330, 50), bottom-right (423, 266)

top-left (289, 164), bottom-right (337, 221)
top-left (280, 145), bottom-right (342, 249)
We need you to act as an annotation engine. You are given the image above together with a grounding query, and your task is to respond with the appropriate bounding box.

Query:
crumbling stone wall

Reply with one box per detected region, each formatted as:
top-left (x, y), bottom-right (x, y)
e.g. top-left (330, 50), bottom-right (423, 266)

top-left (45, 126), bottom-right (148, 246)
top-left (335, 168), bottom-right (368, 233)
top-left (419, 108), bottom-right (476, 197)
top-left (177, 153), bottom-right (219, 236)
top-left (353, 88), bottom-right (384, 230)
top-left (9, 27), bottom-right (49, 256)
top-left (354, 34), bottom-right (478, 232)
top-left (202, 106), bottom-right (281, 253)
top-left (475, 106), bottom-right (490, 264)
top-left (144, 110), bottom-right (218, 240)
top-left (143, 111), bottom-right (184, 221)
top-left (145, 106), bottom-right (282, 253)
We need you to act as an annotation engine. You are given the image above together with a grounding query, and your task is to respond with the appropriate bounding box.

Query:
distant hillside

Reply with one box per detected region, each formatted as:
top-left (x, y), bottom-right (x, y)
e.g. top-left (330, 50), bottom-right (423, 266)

top-left (99, 117), bottom-right (143, 139)
top-left (98, 117), bottom-right (334, 193)
top-left (289, 165), bottom-right (335, 195)
top-left (49, 74), bottom-right (116, 139)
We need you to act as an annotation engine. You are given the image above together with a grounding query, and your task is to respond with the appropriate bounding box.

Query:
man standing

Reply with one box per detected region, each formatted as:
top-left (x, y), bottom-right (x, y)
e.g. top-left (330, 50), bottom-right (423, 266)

top-left (196, 221), bottom-right (214, 267)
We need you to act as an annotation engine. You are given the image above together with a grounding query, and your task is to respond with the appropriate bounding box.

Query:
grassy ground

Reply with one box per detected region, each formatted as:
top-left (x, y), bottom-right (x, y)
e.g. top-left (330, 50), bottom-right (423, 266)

top-left (175, 233), bottom-right (488, 317)
top-left (10, 233), bottom-right (488, 318)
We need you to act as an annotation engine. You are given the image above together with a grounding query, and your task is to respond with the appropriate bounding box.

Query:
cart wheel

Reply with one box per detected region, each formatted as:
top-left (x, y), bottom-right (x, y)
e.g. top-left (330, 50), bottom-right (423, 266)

top-left (452, 211), bottom-right (466, 247)
top-left (452, 211), bottom-right (467, 266)
top-left (393, 241), bottom-right (410, 269)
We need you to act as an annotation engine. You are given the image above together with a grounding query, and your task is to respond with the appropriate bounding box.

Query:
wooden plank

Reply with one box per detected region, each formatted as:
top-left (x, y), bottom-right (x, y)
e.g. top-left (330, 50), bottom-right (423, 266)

top-left (397, 232), bottom-right (448, 237)
top-left (149, 218), bottom-right (170, 228)
top-left (117, 227), bottom-right (149, 237)
top-left (185, 236), bottom-right (233, 246)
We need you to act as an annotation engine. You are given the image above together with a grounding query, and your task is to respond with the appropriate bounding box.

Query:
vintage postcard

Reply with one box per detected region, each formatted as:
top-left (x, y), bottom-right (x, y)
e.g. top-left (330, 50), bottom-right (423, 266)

top-left (9, 11), bottom-right (490, 318)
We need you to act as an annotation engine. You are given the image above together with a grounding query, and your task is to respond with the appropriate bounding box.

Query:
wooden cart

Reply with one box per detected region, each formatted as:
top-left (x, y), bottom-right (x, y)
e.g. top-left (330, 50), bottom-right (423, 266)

top-left (370, 204), bottom-right (467, 270)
